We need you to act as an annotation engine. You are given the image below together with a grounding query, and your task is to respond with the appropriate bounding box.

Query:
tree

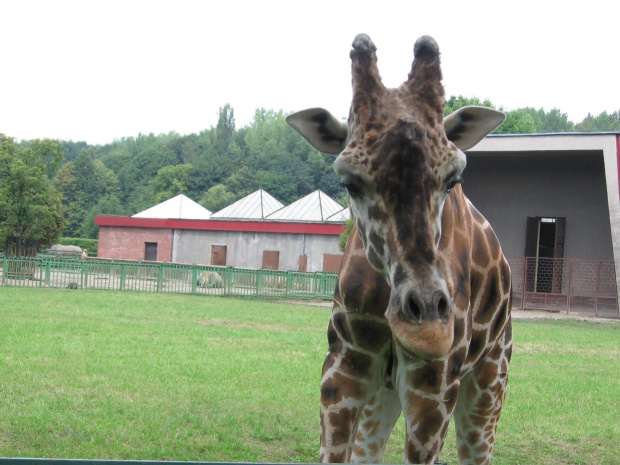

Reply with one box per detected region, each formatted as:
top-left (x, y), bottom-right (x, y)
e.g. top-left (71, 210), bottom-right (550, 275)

top-left (150, 164), bottom-right (194, 204)
top-left (0, 135), bottom-right (65, 256)
top-left (79, 194), bottom-right (125, 239)
top-left (575, 110), bottom-right (620, 132)
top-left (495, 109), bottom-right (538, 134)
top-left (52, 161), bottom-right (82, 237)
top-left (199, 184), bottom-right (237, 212)
top-left (215, 103), bottom-right (236, 150)
top-left (445, 95), bottom-right (495, 116)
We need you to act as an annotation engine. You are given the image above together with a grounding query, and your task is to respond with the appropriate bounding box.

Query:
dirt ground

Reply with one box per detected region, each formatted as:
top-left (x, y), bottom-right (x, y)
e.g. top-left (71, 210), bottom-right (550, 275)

top-left (510, 308), bottom-right (619, 324)
top-left (294, 300), bottom-right (619, 324)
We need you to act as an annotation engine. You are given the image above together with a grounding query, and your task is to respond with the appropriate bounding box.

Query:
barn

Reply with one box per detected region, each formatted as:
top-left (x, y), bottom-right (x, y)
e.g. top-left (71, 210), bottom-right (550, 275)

top-left (95, 189), bottom-right (349, 273)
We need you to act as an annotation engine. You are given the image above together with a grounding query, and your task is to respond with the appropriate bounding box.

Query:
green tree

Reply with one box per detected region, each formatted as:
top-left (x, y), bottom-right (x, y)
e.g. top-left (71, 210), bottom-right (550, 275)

top-left (199, 184), bottom-right (237, 212)
top-left (576, 110), bottom-right (620, 132)
top-left (445, 95), bottom-right (495, 116)
top-left (0, 135), bottom-right (65, 256)
top-left (495, 109), bottom-right (538, 134)
top-left (150, 164), bottom-right (194, 204)
top-left (52, 161), bottom-right (82, 237)
top-left (79, 194), bottom-right (125, 239)
top-left (224, 166), bottom-right (258, 198)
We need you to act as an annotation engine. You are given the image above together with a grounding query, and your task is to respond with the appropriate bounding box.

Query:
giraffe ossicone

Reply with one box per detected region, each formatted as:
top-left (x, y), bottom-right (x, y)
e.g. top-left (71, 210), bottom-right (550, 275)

top-left (287, 34), bottom-right (512, 465)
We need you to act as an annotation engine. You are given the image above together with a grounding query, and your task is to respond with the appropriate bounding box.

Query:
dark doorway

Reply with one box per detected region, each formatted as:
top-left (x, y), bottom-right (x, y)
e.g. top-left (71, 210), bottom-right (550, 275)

top-left (524, 217), bottom-right (566, 293)
top-left (211, 245), bottom-right (227, 266)
top-left (144, 242), bottom-right (158, 261)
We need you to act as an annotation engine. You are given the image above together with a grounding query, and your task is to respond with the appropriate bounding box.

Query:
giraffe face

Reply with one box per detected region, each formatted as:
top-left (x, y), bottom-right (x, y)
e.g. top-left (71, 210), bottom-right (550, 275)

top-left (336, 34), bottom-right (461, 359)
top-left (286, 34), bottom-right (506, 360)
top-left (335, 109), bottom-right (465, 360)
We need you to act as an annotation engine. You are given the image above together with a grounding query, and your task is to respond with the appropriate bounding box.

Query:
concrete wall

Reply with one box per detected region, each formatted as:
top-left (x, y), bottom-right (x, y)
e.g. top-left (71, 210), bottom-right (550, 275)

top-left (172, 229), bottom-right (342, 271)
top-left (463, 150), bottom-right (613, 260)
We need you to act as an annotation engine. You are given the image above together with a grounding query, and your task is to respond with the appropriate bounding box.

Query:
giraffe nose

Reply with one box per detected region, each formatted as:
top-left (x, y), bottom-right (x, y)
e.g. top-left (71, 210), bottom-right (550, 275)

top-left (402, 289), bottom-right (451, 323)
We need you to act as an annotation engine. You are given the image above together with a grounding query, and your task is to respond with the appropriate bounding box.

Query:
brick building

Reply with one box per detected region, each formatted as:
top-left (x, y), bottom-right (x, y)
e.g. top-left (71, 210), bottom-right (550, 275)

top-left (96, 190), bottom-right (348, 272)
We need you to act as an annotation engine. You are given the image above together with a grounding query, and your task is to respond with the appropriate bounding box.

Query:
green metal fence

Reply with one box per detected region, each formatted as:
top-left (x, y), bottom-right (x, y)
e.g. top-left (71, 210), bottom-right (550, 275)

top-left (0, 257), bottom-right (338, 300)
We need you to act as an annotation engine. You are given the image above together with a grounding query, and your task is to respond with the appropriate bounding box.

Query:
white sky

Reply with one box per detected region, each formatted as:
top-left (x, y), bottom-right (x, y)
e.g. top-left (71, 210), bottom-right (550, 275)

top-left (2, 0), bottom-right (619, 145)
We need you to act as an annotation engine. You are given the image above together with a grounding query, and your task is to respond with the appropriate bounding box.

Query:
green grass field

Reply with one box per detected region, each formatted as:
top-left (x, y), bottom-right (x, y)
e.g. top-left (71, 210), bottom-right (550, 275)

top-left (0, 287), bottom-right (618, 464)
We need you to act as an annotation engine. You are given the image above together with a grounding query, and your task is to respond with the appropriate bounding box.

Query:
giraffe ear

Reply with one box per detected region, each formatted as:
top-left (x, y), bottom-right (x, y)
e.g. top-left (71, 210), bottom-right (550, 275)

top-left (286, 108), bottom-right (349, 155)
top-left (444, 106), bottom-right (505, 151)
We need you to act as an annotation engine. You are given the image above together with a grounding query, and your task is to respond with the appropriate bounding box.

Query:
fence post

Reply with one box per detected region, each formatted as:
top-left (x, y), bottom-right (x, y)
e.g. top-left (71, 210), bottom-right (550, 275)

top-left (45, 260), bottom-right (51, 286)
top-left (191, 266), bottom-right (197, 294)
top-left (286, 271), bottom-right (292, 296)
top-left (81, 261), bottom-right (89, 289)
top-left (567, 260), bottom-right (574, 314)
top-left (120, 264), bottom-right (126, 291)
top-left (595, 260), bottom-right (602, 317)
top-left (157, 264), bottom-right (164, 292)
top-left (521, 258), bottom-right (526, 310)
top-left (224, 267), bottom-right (231, 297)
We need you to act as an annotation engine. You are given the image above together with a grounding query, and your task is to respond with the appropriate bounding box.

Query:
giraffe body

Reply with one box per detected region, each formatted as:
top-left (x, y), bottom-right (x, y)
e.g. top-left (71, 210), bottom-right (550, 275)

top-left (287, 34), bottom-right (512, 465)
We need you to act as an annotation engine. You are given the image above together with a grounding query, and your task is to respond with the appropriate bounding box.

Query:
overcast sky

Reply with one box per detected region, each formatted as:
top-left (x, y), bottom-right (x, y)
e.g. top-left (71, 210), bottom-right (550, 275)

top-left (2, 0), bottom-right (618, 145)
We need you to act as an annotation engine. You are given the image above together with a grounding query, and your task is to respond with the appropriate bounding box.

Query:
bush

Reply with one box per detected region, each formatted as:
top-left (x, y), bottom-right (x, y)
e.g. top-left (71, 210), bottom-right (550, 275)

top-left (58, 237), bottom-right (98, 254)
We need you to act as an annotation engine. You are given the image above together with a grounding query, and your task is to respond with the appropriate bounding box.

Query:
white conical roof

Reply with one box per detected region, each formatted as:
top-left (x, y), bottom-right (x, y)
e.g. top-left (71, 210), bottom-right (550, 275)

top-left (210, 189), bottom-right (284, 219)
top-left (266, 190), bottom-right (345, 222)
top-left (325, 207), bottom-right (350, 222)
top-left (132, 194), bottom-right (211, 220)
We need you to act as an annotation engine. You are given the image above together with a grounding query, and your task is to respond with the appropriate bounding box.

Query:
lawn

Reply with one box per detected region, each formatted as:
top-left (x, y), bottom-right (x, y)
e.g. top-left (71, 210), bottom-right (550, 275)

top-left (0, 287), bottom-right (618, 464)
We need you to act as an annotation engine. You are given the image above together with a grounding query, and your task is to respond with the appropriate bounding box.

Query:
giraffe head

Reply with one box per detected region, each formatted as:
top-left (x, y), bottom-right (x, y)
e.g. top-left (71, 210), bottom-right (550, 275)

top-left (287, 34), bottom-right (504, 360)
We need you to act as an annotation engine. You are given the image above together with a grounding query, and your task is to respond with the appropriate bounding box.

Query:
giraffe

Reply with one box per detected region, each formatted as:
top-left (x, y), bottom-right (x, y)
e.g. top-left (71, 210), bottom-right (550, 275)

top-left (286, 34), bottom-right (512, 465)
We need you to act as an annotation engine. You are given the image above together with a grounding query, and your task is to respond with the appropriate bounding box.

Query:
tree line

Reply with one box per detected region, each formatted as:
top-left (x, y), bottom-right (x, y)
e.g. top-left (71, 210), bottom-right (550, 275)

top-left (1, 99), bottom-right (619, 255)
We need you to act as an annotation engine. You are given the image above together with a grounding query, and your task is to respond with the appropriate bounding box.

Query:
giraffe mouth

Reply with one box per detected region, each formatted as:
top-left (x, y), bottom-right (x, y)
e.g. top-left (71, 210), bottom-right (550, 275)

top-left (387, 312), bottom-right (455, 360)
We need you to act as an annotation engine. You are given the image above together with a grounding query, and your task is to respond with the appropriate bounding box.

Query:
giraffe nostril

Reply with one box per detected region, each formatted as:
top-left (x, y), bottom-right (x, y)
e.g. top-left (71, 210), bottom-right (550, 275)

top-left (402, 291), bottom-right (424, 323)
top-left (401, 289), bottom-right (451, 323)
top-left (435, 291), bottom-right (451, 321)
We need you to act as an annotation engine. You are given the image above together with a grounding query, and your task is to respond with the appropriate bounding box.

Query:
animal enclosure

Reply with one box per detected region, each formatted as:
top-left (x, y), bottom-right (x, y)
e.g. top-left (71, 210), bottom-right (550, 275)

top-left (0, 256), bottom-right (338, 300)
top-left (509, 257), bottom-right (618, 318)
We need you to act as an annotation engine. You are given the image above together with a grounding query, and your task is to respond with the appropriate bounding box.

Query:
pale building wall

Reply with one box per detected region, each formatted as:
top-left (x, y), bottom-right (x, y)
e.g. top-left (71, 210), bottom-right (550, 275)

top-left (172, 229), bottom-right (342, 272)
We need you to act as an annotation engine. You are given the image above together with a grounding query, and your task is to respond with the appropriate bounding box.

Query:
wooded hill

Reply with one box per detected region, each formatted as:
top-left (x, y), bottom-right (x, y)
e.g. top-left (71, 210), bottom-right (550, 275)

top-left (2, 98), bottom-right (620, 246)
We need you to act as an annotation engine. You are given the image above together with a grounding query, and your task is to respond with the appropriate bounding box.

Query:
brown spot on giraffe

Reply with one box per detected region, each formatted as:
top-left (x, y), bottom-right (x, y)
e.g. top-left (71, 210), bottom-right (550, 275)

top-left (287, 34), bottom-right (512, 464)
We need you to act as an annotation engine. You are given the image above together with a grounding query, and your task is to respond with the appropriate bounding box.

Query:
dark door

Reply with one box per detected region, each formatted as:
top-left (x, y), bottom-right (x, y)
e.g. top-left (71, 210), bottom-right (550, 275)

top-left (144, 242), bottom-right (158, 261)
top-left (262, 250), bottom-right (279, 270)
top-left (211, 245), bottom-right (227, 266)
top-left (323, 254), bottom-right (344, 273)
top-left (298, 255), bottom-right (308, 272)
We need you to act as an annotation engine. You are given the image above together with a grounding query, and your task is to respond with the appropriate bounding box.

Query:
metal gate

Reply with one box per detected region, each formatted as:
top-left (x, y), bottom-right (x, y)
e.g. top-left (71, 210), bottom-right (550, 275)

top-left (509, 257), bottom-right (619, 318)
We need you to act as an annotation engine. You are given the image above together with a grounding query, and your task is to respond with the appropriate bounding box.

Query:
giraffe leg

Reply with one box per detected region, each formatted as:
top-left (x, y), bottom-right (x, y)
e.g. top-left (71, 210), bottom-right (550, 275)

top-left (395, 347), bottom-right (458, 465)
top-left (453, 320), bottom-right (513, 465)
top-left (351, 385), bottom-right (401, 462)
top-left (320, 305), bottom-right (393, 462)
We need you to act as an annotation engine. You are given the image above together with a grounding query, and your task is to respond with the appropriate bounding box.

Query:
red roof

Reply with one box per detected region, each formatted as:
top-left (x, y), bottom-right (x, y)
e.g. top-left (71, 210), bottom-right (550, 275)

top-left (95, 215), bottom-right (345, 235)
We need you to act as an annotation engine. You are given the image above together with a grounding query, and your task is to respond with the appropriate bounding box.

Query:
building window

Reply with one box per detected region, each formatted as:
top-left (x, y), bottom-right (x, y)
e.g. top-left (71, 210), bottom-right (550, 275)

top-left (144, 242), bottom-right (158, 261)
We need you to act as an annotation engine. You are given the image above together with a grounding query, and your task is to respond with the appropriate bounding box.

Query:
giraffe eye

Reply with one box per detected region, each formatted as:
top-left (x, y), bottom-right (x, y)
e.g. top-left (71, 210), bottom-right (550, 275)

top-left (445, 177), bottom-right (463, 194)
top-left (340, 180), bottom-right (363, 198)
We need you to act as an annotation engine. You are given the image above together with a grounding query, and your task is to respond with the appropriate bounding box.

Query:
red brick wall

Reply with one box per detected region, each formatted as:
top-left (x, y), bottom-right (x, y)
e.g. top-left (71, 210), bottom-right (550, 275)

top-left (97, 226), bottom-right (173, 261)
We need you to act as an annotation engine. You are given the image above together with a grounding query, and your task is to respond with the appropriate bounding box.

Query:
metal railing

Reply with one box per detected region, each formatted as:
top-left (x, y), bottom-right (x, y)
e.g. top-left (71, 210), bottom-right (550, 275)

top-left (2, 255), bottom-right (618, 317)
top-left (0, 256), bottom-right (338, 300)
top-left (508, 257), bottom-right (619, 318)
